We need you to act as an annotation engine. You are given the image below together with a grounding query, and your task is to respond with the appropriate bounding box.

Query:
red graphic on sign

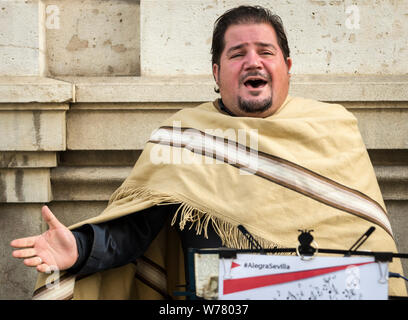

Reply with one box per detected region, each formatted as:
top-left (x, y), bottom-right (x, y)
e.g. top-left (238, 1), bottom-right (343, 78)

top-left (231, 262), bottom-right (240, 269)
top-left (223, 261), bottom-right (373, 295)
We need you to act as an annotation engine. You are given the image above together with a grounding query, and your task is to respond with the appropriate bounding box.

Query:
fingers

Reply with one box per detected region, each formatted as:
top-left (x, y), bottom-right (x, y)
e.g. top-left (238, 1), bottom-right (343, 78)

top-left (41, 205), bottom-right (63, 230)
top-left (37, 263), bottom-right (48, 273)
top-left (10, 235), bottom-right (38, 248)
top-left (23, 256), bottom-right (43, 267)
top-left (36, 263), bottom-right (55, 273)
top-left (12, 248), bottom-right (36, 259)
top-left (11, 237), bottom-right (43, 269)
top-left (12, 249), bottom-right (56, 273)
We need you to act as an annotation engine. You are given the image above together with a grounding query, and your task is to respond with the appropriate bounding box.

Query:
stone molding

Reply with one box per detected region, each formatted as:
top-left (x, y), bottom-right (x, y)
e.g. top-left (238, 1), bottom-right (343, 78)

top-left (0, 77), bottom-right (72, 103)
top-left (50, 166), bottom-right (131, 201)
top-left (1, 75), bottom-right (408, 103)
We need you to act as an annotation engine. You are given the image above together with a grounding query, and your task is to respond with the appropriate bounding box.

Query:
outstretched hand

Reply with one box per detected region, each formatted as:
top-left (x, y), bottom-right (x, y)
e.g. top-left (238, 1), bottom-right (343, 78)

top-left (10, 206), bottom-right (78, 273)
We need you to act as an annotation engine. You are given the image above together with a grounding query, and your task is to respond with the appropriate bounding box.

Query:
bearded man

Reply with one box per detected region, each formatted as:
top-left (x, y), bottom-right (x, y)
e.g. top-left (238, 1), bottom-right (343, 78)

top-left (11, 5), bottom-right (407, 299)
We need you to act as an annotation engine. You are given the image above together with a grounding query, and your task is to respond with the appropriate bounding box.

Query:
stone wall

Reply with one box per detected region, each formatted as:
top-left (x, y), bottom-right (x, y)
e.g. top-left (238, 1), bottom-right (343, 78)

top-left (1, 0), bottom-right (407, 299)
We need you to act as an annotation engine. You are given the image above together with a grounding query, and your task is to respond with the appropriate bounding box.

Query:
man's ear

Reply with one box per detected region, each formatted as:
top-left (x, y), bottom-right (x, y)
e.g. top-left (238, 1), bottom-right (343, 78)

top-left (212, 63), bottom-right (220, 84)
top-left (286, 57), bottom-right (293, 76)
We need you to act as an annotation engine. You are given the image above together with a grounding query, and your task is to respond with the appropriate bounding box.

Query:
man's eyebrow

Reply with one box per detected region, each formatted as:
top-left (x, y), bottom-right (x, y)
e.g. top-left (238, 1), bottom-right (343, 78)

top-left (226, 44), bottom-right (246, 55)
top-left (256, 42), bottom-right (277, 50)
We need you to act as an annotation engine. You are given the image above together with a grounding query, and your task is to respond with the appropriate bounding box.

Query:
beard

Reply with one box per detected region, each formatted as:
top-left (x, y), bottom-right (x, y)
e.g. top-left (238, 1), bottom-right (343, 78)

top-left (237, 95), bottom-right (273, 114)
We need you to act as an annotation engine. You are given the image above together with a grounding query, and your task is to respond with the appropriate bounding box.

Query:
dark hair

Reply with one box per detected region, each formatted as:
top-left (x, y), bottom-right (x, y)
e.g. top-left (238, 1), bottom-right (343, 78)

top-left (211, 5), bottom-right (290, 67)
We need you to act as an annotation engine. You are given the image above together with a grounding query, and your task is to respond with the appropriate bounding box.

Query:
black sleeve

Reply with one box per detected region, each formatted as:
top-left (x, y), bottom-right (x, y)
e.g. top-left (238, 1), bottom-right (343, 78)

top-left (67, 204), bottom-right (178, 276)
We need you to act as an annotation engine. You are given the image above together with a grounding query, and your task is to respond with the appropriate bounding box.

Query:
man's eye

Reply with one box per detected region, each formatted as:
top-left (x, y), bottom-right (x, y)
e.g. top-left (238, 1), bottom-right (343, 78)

top-left (261, 51), bottom-right (274, 56)
top-left (231, 53), bottom-right (243, 58)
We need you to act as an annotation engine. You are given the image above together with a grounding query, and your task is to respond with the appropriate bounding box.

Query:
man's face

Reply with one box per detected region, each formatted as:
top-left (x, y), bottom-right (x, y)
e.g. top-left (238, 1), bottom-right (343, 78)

top-left (213, 23), bottom-right (292, 117)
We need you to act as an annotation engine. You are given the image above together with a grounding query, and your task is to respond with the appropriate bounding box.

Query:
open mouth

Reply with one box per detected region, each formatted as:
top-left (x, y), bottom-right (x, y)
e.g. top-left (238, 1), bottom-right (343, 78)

top-left (244, 78), bottom-right (267, 89)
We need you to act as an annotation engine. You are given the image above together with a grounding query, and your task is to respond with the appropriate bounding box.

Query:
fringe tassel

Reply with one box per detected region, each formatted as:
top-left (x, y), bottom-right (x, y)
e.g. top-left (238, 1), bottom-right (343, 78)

top-left (109, 184), bottom-right (285, 251)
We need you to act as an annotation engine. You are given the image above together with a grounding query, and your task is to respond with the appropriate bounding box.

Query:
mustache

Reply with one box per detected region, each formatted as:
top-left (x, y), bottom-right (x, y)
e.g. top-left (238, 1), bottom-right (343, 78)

top-left (239, 71), bottom-right (271, 84)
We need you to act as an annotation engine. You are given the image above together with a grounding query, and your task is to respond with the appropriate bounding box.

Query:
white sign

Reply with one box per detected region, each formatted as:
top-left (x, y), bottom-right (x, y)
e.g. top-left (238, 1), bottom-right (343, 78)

top-left (218, 255), bottom-right (388, 300)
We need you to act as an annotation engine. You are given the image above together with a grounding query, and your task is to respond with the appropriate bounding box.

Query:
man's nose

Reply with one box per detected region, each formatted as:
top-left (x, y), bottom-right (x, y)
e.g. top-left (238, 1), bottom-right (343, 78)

top-left (244, 51), bottom-right (262, 70)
